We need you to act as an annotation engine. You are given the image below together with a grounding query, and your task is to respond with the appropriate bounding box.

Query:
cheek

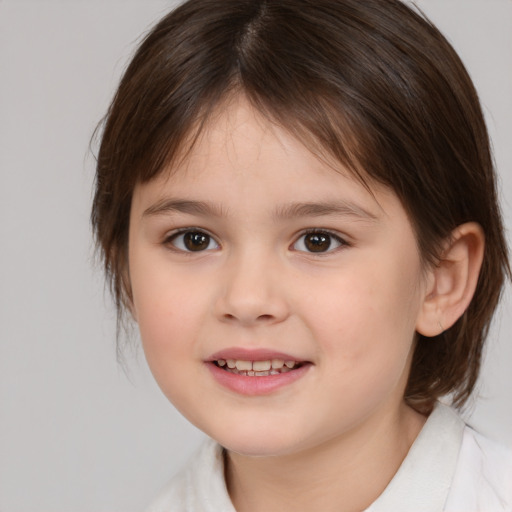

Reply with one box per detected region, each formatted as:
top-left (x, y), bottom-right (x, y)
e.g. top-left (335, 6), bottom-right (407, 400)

top-left (308, 275), bottom-right (420, 421)
top-left (130, 258), bottom-right (205, 369)
top-left (309, 259), bottom-right (423, 371)
top-left (133, 278), bottom-right (208, 413)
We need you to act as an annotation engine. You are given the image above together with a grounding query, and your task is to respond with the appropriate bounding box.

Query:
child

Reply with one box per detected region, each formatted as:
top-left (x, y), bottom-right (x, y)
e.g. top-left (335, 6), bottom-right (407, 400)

top-left (92, 0), bottom-right (512, 510)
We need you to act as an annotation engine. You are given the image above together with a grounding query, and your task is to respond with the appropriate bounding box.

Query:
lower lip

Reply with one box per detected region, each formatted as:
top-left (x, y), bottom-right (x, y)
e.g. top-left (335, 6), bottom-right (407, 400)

top-left (206, 362), bottom-right (311, 396)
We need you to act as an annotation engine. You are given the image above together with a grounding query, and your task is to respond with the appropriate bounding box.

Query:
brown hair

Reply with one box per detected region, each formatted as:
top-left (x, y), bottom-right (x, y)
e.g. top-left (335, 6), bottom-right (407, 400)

top-left (92, 0), bottom-right (510, 413)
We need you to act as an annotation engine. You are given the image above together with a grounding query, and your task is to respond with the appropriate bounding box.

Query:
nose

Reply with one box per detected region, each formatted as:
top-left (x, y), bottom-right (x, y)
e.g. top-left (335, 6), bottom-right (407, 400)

top-left (215, 251), bottom-right (290, 326)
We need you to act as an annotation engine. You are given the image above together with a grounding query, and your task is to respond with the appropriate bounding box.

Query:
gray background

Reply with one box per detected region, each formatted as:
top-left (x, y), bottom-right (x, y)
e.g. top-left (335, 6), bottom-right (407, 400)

top-left (0, 1), bottom-right (511, 511)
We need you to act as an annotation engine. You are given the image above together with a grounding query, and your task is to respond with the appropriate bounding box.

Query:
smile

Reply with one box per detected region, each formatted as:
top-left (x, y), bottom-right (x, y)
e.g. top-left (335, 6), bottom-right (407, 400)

top-left (206, 350), bottom-right (311, 395)
top-left (215, 359), bottom-right (302, 376)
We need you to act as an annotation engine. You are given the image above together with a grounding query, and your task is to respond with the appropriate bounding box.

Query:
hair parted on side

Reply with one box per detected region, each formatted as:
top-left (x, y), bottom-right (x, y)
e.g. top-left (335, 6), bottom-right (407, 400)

top-left (91, 0), bottom-right (510, 413)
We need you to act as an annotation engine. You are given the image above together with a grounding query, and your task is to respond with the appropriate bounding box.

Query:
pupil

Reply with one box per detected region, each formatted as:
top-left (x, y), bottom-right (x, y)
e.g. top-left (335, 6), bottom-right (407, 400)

top-left (184, 232), bottom-right (209, 251)
top-left (305, 233), bottom-right (331, 252)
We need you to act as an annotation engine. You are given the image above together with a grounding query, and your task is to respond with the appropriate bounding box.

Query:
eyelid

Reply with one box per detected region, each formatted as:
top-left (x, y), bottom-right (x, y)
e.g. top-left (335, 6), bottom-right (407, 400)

top-left (163, 227), bottom-right (220, 252)
top-left (161, 227), bottom-right (349, 254)
top-left (291, 229), bottom-right (350, 254)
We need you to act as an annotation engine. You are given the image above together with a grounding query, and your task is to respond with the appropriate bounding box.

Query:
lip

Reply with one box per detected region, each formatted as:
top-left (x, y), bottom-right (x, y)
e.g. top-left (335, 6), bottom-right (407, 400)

top-left (207, 347), bottom-right (306, 363)
top-left (205, 347), bottom-right (312, 396)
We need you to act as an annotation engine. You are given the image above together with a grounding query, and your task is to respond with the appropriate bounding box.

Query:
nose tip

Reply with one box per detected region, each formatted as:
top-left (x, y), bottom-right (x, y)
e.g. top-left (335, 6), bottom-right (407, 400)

top-left (215, 260), bottom-right (290, 326)
top-left (219, 297), bottom-right (289, 326)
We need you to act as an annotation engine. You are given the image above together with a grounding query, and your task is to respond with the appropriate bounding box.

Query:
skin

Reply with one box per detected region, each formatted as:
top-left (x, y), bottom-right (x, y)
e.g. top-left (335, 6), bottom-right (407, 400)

top-left (128, 97), bottom-right (435, 511)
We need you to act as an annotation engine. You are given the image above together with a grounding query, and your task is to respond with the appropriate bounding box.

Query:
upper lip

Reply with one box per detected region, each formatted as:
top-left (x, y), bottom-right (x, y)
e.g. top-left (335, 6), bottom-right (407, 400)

top-left (206, 347), bottom-right (307, 362)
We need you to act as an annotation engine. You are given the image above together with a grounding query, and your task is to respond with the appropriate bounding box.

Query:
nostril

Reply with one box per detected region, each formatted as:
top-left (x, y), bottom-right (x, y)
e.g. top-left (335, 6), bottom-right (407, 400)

top-left (222, 313), bottom-right (273, 321)
top-left (257, 314), bottom-right (274, 321)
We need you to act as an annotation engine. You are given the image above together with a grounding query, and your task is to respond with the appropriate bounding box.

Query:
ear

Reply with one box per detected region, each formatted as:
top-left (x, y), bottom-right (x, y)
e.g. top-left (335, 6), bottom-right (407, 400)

top-left (416, 222), bottom-right (485, 337)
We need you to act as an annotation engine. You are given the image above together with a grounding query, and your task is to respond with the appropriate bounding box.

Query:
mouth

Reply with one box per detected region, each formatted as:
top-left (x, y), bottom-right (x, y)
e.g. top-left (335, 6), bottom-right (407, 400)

top-left (213, 358), bottom-right (305, 376)
top-left (206, 350), bottom-right (311, 395)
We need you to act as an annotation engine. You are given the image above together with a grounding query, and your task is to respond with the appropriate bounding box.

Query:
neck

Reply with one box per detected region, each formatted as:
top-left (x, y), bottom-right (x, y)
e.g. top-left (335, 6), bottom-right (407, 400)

top-left (225, 402), bottom-right (426, 512)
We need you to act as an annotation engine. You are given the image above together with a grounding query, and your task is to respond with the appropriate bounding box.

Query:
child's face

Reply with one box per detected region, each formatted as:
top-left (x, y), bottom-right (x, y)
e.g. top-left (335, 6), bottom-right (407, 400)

top-left (128, 98), bottom-right (431, 457)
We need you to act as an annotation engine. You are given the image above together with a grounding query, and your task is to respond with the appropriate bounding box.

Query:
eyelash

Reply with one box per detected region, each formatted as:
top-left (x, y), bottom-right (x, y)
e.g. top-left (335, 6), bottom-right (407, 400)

top-left (291, 229), bottom-right (349, 255)
top-left (163, 228), bottom-right (220, 253)
top-left (163, 228), bottom-right (349, 254)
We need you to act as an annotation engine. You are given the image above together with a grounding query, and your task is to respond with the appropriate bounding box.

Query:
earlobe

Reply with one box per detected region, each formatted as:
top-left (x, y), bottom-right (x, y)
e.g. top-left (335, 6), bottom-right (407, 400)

top-left (416, 222), bottom-right (485, 337)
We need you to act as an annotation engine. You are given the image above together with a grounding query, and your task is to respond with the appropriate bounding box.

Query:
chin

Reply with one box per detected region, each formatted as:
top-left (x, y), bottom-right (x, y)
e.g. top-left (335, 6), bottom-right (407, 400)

top-left (211, 425), bottom-right (312, 458)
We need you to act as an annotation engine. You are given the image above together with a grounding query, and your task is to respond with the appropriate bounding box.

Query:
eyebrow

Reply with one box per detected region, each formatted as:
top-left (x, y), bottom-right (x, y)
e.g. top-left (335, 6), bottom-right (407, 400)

top-left (273, 201), bottom-right (379, 222)
top-left (142, 199), bottom-right (226, 218)
top-left (142, 198), bottom-right (379, 222)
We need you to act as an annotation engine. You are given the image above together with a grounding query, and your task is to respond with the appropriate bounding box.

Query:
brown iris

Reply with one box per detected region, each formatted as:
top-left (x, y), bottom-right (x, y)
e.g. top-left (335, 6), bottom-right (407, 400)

top-left (304, 232), bottom-right (331, 252)
top-left (183, 231), bottom-right (211, 251)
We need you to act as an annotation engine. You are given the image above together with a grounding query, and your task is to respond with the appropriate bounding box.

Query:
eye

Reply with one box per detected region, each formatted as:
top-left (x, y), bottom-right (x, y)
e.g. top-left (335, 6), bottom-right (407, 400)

top-left (292, 231), bottom-right (346, 253)
top-left (166, 230), bottom-right (219, 252)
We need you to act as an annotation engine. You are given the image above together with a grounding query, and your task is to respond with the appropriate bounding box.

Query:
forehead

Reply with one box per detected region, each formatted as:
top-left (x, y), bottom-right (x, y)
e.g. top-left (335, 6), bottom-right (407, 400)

top-left (132, 97), bottom-right (404, 226)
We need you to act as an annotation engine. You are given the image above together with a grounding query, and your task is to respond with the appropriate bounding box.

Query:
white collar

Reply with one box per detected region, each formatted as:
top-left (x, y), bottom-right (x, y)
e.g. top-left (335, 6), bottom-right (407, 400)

top-left (365, 403), bottom-right (465, 511)
top-left (171, 403), bottom-right (465, 512)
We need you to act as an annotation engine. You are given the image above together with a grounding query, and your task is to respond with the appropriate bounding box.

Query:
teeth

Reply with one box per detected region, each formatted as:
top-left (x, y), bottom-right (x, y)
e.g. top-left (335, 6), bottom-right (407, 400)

top-left (216, 358), bottom-right (301, 375)
top-left (253, 360), bottom-right (271, 371)
top-left (235, 360), bottom-right (252, 371)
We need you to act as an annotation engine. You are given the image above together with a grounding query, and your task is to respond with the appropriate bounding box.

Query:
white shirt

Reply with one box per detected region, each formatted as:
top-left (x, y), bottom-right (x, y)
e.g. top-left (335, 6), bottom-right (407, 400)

top-left (146, 404), bottom-right (512, 511)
